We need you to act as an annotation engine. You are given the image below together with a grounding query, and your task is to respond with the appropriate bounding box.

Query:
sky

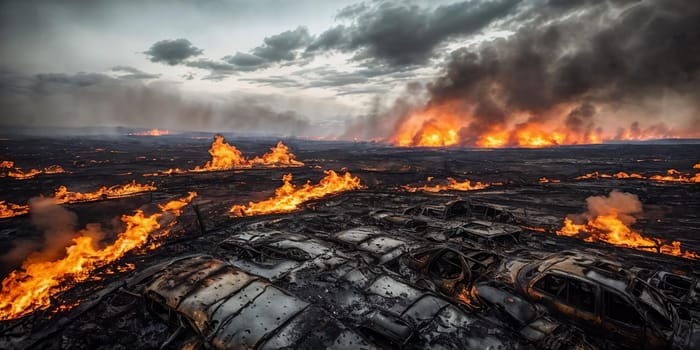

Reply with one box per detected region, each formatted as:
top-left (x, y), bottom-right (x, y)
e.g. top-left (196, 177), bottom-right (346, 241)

top-left (0, 0), bottom-right (698, 142)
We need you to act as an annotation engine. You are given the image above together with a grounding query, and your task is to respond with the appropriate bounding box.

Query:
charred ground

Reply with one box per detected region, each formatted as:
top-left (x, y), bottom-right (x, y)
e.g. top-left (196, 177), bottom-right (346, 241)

top-left (0, 134), bottom-right (699, 349)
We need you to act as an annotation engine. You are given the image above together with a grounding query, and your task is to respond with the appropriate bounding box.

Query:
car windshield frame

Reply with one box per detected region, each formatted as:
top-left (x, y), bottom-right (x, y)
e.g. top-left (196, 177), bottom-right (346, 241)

top-left (629, 278), bottom-right (676, 332)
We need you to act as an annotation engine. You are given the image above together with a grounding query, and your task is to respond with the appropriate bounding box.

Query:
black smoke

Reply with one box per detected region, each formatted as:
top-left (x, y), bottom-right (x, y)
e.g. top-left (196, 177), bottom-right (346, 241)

top-left (424, 0), bottom-right (700, 138)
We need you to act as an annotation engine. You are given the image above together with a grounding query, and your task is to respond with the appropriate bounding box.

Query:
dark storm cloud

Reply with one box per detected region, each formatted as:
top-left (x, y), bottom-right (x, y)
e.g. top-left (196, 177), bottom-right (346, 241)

top-left (428, 0), bottom-right (700, 115)
top-left (306, 0), bottom-right (522, 66)
top-left (252, 26), bottom-right (311, 61)
top-left (0, 71), bottom-right (314, 136)
top-left (184, 27), bottom-right (312, 76)
top-left (111, 66), bottom-right (160, 80)
top-left (144, 38), bottom-right (203, 65)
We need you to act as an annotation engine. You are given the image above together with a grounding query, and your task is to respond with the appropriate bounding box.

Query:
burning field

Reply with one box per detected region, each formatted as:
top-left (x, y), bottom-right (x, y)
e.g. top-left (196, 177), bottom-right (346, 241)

top-left (1, 134), bottom-right (699, 349)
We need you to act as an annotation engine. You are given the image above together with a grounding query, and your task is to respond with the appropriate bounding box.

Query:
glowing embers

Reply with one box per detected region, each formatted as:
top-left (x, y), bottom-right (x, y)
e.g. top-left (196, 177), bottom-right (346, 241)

top-left (556, 190), bottom-right (698, 259)
top-left (402, 177), bottom-right (489, 193)
top-left (230, 170), bottom-right (363, 216)
top-left (128, 129), bottom-right (170, 136)
top-left (1, 160), bottom-right (66, 180)
top-left (54, 180), bottom-right (156, 204)
top-left (575, 166), bottom-right (700, 183)
top-left (148, 135), bottom-right (303, 176)
top-left (0, 201), bottom-right (30, 219)
top-left (0, 192), bottom-right (196, 320)
top-left (538, 177), bottom-right (561, 184)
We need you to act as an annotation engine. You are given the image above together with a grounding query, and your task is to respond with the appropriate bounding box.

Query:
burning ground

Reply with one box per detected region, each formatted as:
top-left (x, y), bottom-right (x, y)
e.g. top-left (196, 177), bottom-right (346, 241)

top-left (0, 134), bottom-right (699, 349)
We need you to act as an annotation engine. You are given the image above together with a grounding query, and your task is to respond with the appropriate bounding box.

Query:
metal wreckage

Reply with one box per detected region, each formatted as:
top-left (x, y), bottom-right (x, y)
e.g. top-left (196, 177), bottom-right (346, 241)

top-left (4, 189), bottom-right (698, 350)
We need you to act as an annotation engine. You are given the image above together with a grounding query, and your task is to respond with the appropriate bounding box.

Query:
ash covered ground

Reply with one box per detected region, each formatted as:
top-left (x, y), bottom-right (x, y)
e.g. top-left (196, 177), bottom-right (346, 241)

top-left (1, 134), bottom-right (699, 349)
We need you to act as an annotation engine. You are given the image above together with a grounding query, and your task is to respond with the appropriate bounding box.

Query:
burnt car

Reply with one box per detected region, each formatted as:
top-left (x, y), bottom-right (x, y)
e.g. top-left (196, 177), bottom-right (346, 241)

top-left (220, 231), bottom-right (347, 282)
top-left (381, 245), bottom-right (569, 345)
top-left (646, 271), bottom-right (700, 312)
top-left (331, 226), bottom-right (421, 264)
top-left (506, 251), bottom-right (700, 349)
top-left (453, 220), bottom-right (523, 250)
top-left (403, 200), bottom-right (471, 221)
top-left (333, 266), bottom-right (527, 349)
top-left (142, 255), bottom-right (375, 349)
top-left (369, 210), bottom-right (427, 230)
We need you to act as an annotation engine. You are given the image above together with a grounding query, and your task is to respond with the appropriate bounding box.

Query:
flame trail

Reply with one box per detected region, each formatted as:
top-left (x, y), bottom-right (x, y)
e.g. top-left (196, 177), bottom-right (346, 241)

top-left (556, 191), bottom-right (698, 259)
top-left (402, 177), bottom-right (489, 192)
top-left (0, 192), bottom-right (196, 320)
top-left (230, 170), bottom-right (363, 216)
top-left (0, 181), bottom-right (156, 219)
top-left (1, 161), bottom-right (66, 180)
top-left (0, 201), bottom-right (30, 219)
top-left (54, 180), bottom-right (156, 204)
top-left (576, 167), bottom-right (699, 183)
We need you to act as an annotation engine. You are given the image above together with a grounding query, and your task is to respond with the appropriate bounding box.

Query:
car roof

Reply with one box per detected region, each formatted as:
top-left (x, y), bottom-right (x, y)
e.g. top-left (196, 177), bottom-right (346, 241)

top-left (539, 253), bottom-right (631, 293)
top-left (459, 220), bottom-right (522, 238)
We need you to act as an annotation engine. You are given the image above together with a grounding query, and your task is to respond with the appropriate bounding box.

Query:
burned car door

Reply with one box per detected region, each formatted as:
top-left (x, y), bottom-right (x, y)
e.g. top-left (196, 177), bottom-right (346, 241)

top-left (528, 273), bottom-right (599, 330)
top-left (600, 289), bottom-right (645, 348)
top-left (426, 249), bottom-right (469, 297)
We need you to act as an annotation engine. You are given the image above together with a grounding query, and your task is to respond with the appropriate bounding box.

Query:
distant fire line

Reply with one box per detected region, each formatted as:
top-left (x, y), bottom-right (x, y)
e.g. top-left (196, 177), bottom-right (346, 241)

top-left (402, 177), bottom-right (489, 192)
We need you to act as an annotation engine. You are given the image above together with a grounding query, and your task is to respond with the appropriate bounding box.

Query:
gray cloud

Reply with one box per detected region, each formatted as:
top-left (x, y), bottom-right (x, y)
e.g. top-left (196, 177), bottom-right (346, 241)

top-left (144, 38), bottom-right (203, 65)
top-left (252, 26), bottom-right (312, 61)
top-left (223, 52), bottom-right (267, 67)
top-left (0, 71), bottom-right (316, 136)
top-left (306, 0), bottom-right (522, 66)
top-left (111, 65), bottom-right (160, 79)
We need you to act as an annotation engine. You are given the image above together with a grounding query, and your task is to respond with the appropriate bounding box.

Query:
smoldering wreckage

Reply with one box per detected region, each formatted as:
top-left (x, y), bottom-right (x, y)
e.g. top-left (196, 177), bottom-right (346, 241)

top-left (1, 135), bottom-right (699, 350)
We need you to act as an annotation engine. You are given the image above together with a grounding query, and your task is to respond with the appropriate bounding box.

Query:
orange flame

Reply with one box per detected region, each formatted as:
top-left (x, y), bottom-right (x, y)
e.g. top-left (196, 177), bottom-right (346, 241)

top-left (230, 170), bottom-right (363, 216)
top-left (576, 167), bottom-right (699, 183)
top-left (538, 177), bottom-right (561, 184)
top-left (391, 103), bottom-right (462, 147)
top-left (556, 191), bottom-right (698, 259)
top-left (693, 163), bottom-right (700, 169)
top-left (129, 129), bottom-right (170, 136)
top-left (387, 100), bottom-right (696, 148)
top-left (54, 180), bottom-right (156, 204)
top-left (153, 135), bottom-right (303, 175)
top-left (402, 177), bottom-right (489, 192)
top-left (0, 192), bottom-right (196, 320)
top-left (0, 201), bottom-right (30, 219)
top-left (250, 141), bottom-right (304, 167)
top-left (1, 161), bottom-right (66, 180)
top-left (192, 134), bottom-right (248, 171)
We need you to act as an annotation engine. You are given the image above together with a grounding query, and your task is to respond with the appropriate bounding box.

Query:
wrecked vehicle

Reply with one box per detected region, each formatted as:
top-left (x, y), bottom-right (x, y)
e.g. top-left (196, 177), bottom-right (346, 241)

top-left (220, 230), bottom-right (347, 281)
top-left (646, 271), bottom-right (700, 313)
top-left (505, 251), bottom-right (700, 349)
top-left (381, 245), bottom-right (572, 345)
top-left (143, 255), bottom-right (374, 349)
top-left (454, 220), bottom-right (523, 250)
top-left (370, 210), bottom-right (428, 230)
